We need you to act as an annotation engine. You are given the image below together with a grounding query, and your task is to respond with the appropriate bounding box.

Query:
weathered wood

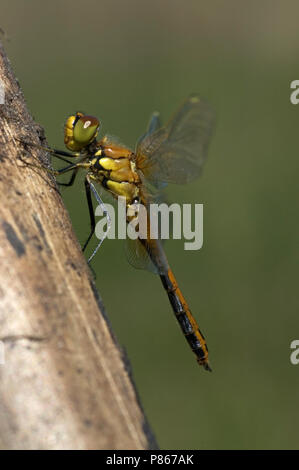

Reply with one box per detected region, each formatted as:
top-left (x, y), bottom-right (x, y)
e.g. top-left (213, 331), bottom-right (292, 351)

top-left (0, 42), bottom-right (156, 450)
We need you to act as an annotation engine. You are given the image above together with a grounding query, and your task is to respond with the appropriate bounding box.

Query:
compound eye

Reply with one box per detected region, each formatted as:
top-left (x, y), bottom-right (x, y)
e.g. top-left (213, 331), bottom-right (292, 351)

top-left (72, 112), bottom-right (84, 128)
top-left (73, 115), bottom-right (100, 144)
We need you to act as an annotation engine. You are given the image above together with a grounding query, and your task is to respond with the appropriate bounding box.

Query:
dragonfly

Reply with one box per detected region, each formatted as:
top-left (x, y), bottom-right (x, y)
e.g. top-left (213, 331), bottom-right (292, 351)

top-left (29, 95), bottom-right (215, 371)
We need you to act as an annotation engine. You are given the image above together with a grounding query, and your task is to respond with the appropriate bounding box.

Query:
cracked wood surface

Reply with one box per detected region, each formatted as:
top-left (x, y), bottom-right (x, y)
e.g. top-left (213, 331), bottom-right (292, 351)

top-left (0, 42), bottom-right (156, 450)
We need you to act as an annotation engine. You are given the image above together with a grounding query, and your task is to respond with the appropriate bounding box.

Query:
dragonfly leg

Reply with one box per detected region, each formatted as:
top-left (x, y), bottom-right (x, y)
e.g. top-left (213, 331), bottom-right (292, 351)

top-left (83, 175), bottom-right (111, 263)
top-left (82, 175), bottom-right (96, 254)
top-left (49, 153), bottom-right (73, 165)
top-left (58, 168), bottom-right (79, 187)
top-left (43, 162), bottom-right (89, 178)
top-left (17, 139), bottom-right (81, 163)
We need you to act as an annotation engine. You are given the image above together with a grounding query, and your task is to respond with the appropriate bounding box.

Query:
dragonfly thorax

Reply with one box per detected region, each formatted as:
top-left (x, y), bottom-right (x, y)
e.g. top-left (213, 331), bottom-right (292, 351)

top-left (88, 142), bottom-right (140, 204)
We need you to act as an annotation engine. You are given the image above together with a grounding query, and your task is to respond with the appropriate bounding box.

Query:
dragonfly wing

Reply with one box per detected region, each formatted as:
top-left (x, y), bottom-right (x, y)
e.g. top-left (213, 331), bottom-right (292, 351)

top-left (136, 95), bottom-right (215, 184)
top-left (124, 237), bottom-right (159, 274)
top-left (135, 111), bottom-right (161, 150)
top-left (146, 111), bottom-right (161, 136)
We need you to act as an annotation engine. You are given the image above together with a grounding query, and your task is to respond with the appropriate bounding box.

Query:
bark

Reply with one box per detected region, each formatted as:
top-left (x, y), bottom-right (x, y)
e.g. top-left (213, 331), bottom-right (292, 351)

top-left (0, 42), bottom-right (156, 450)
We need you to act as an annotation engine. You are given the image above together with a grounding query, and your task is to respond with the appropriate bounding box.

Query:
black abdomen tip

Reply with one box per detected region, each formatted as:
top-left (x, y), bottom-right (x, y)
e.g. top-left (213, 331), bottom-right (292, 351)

top-left (198, 360), bottom-right (212, 372)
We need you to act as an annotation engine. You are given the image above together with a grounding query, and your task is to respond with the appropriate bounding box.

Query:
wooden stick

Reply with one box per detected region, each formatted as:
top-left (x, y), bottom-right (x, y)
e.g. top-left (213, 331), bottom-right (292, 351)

top-left (0, 42), bottom-right (156, 450)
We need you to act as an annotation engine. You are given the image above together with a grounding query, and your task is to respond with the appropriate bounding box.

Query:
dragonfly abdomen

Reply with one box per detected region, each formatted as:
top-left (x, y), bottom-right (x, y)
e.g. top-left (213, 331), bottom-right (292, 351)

top-left (160, 269), bottom-right (211, 371)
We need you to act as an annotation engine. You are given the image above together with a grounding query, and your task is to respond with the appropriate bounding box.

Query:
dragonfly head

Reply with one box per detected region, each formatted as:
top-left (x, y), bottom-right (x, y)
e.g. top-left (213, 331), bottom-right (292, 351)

top-left (64, 112), bottom-right (100, 152)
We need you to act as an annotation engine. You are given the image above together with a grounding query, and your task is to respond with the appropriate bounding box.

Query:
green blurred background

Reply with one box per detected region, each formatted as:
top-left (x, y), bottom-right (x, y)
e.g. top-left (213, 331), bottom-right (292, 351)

top-left (2, 0), bottom-right (299, 449)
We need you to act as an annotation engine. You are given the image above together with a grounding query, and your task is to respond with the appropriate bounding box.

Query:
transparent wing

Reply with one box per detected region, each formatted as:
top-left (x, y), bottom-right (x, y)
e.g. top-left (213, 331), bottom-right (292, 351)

top-left (124, 194), bottom-right (170, 274)
top-left (124, 236), bottom-right (170, 274)
top-left (136, 95), bottom-right (215, 185)
top-left (124, 237), bottom-right (159, 274)
top-left (135, 111), bottom-right (161, 149)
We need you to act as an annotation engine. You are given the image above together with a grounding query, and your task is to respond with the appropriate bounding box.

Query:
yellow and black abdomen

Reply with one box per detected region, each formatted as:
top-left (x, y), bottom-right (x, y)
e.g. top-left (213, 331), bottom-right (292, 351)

top-left (160, 268), bottom-right (211, 370)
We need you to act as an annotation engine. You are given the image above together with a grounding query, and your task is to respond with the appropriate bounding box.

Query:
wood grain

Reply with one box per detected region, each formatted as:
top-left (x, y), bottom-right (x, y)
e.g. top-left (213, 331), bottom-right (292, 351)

top-left (0, 42), bottom-right (156, 450)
